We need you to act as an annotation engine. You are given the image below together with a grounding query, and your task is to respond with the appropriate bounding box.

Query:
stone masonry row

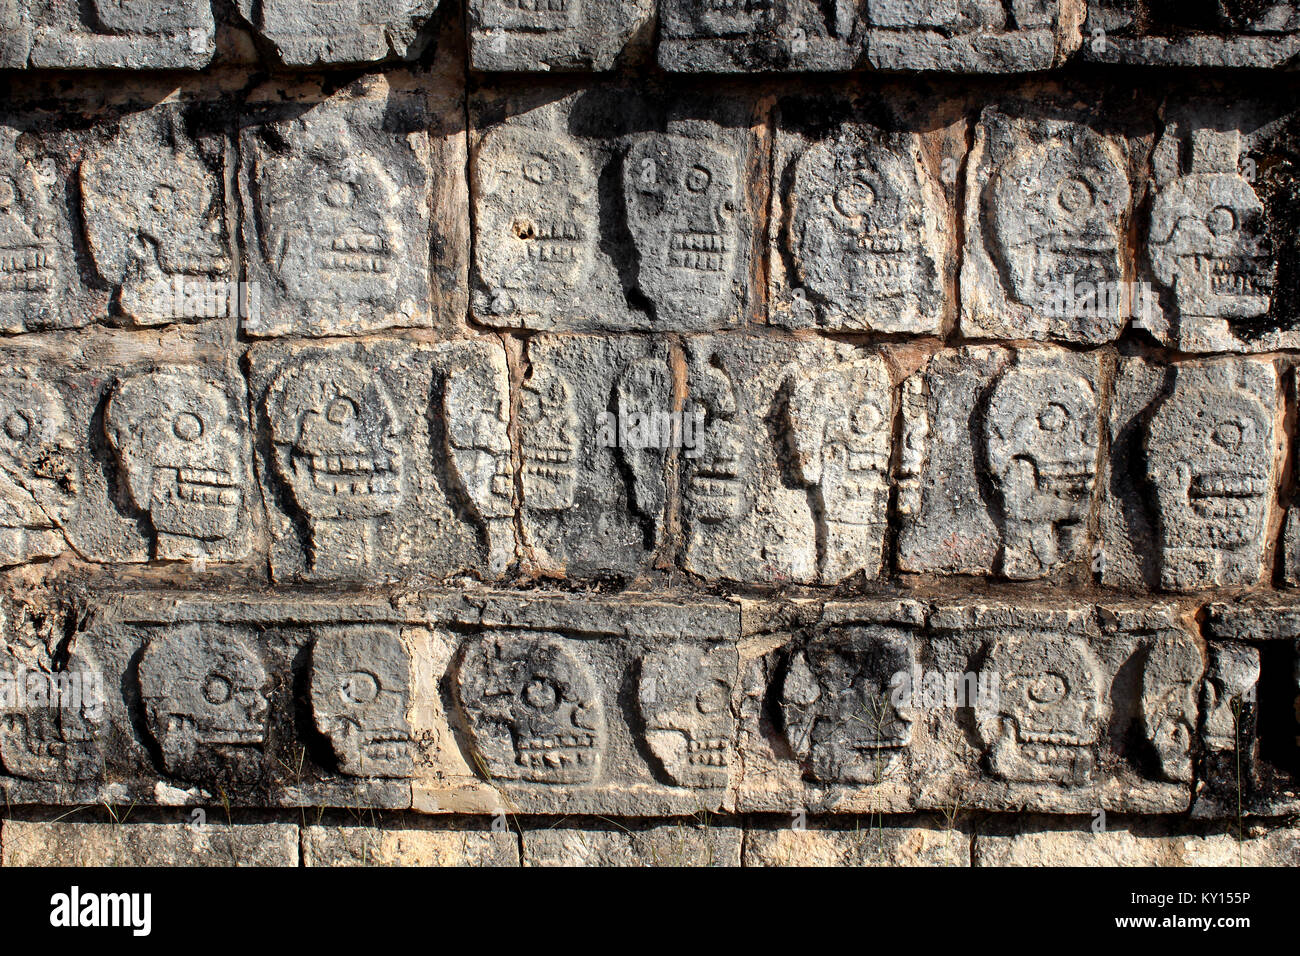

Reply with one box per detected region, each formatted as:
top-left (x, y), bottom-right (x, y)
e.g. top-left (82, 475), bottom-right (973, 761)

top-left (1, 587), bottom-right (1297, 818)
top-left (4, 1), bottom-right (1300, 72)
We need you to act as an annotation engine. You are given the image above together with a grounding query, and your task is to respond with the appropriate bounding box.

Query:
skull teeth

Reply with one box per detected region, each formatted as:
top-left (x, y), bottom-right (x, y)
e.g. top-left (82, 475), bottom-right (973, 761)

top-left (524, 446), bottom-right (572, 464)
top-left (516, 734), bottom-right (596, 769)
top-left (0, 246), bottom-right (54, 291)
top-left (1208, 258), bottom-right (1274, 296)
top-left (670, 232), bottom-right (728, 272)
top-left (311, 455), bottom-right (395, 476)
top-left (320, 234), bottom-right (390, 273)
top-left (175, 468), bottom-right (240, 506)
top-left (1190, 473), bottom-right (1265, 499)
top-left (686, 737), bottom-right (730, 766)
top-left (503, 0), bottom-right (569, 10)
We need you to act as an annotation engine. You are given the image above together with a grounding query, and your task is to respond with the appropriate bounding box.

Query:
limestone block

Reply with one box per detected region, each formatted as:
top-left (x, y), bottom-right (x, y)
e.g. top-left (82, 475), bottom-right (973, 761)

top-left (470, 88), bottom-right (763, 332)
top-left (248, 337), bottom-right (512, 584)
top-left (1, 822), bottom-right (298, 866)
top-left (1082, 1), bottom-right (1300, 68)
top-left (898, 346), bottom-right (1104, 580)
top-left (468, 0), bottom-right (654, 71)
top-left (658, 0), bottom-right (865, 72)
top-left (303, 824), bottom-right (519, 866)
top-left (745, 821), bottom-right (969, 866)
top-left (235, 0), bottom-right (442, 66)
top-left (974, 823), bottom-right (1300, 866)
top-left (21, 0), bottom-right (214, 69)
top-left (522, 822), bottom-right (742, 866)
top-left (1101, 356), bottom-right (1282, 592)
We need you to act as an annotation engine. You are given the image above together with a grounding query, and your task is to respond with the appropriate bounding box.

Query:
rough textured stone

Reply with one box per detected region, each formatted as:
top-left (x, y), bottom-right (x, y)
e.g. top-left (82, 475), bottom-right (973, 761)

top-left (974, 823), bottom-right (1300, 866)
top-left (235, 0), bottom-right (442, 66)
top-left (468, 0), bottom-right (653, 71)
top-left (745, 821), bottom-right (969, 866)
top-left (1082, 1), bottom-right (1300, 68)
top-left (19, 0), bottom-right (215, 69)
top-left (866, 0), bottom-right (1082, 72)
top-left (898, 346), bottom-right (1103, 580)
top-left (522, 822), bottom-right (741, 866)
top-left (303, 823), bottom-right (518, 866)
top-left (1, 821), bottom-right (298, 866)
top-left (658, 0), bottom-right (864, 72)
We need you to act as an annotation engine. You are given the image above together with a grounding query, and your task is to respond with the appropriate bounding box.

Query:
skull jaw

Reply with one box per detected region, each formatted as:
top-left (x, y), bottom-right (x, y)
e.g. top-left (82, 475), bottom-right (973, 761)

top-left (644, 727), bottom-right (730, 789)
top-left (990, 719), bottom-right (1097, 784)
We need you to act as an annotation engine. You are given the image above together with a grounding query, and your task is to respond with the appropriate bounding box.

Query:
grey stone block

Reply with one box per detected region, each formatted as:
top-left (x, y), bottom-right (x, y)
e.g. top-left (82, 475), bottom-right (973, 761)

top-left (1101, 356), bottom-right (1282, 592)
top-left (522, 822), bottom-right (742, 866)
top-left (973, 823), bottom-right (1300, 866)
top-left (235, 0), bottom-right (442, 66)
top-left (468, 0), bottom-right (653, 71)
top-left (658, 0), bottom-right (865, 72)
top-left (303, 824), bottom-right (519, 866)
top-left (1081, 1), bottom-right (1300, 68)
top-left (21, 0), bottom-right (214, 69)
top-left (866, 0), bottom-right (1082, 72)
top-left (2, 821), bottom-right (299, 866)
top-left (248, 337), bottom-right (512, 584)
top-left (744, 820), bottom-right (969, 866)
top-left (898, 346), bottom-right (1104, 580)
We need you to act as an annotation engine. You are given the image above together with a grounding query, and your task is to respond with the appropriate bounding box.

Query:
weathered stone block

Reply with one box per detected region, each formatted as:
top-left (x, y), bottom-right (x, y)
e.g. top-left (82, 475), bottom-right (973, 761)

top-left (470, 88), bottom-right (763, 332)
top-left (248, 337), bottom-right (512, 584)
top-left (522, 822), bottom-right (741, 866)
top-left (303, 824), bottom-right (519, 866)
top-left (468, 0), bottom-right (653, 71)
top-left (1100, 356), bottom-right (1282, 592)
top-left (961, 103), bottom-right (1141, 344)
top-left (866, 0), bottom-right (1082, 72)
top-left (239, 79), bottom-right (452, 338)
top-left (657, 0), bottom-right (865, 72)
top-left (235, 0), bottom-right (442, 66)
top-left (745, 820), bottom-right (969, 866)
top-left (1, 821), bottom-right (299, 866)
top-left (1082, 1), bottom-right (1300, 68)
top-left (20, 0), bottom-right (214, 69)
top-left (517, 335), bottom-right (671, 578)
top-left (898, 346), bottom-right (1104, 580)
top-left (682, 336), bottom-right (894, 585)
top-left (974, 823), bottom-right (1300, 866)
top-left (768, 97), bottom-right (953, 334)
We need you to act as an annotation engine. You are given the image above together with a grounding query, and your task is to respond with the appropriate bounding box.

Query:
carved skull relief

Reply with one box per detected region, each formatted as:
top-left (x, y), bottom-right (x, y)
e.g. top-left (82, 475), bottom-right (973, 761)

top-left (685, 357), bottom-right (746, 525)
top-left (0, 375), bottom-right (75, 566)
top-left (979, 631), bottom-right (1103, 784)
top-left (1149, 129), bottom-right (1274, 322)
top-left (789, 357), bottom-right (892, 581)
top-left (92, 0), bottom-right (208, 33)
top-left (984, 361), bottom-right (1099, 579)
top-left (0, 646), bottom-right (104, 782)
top-left (1141, 633), bottom-right (1204, 783)
top-left (989, 131), bottom-right (1129, 319)
top-left (458, 635), bottom-right (605, 784)
top-left (624, 133), bottom-right (740, 324)
top-left (638, 643), bottom-right (737, 788)
top-left (476, 127), bottom-right (595, 302)
top-left (0, 138), bottom-right (59, 331)
top-left (481, 0), bottom-right (582, 31)
top-left (139, 626), bottom-right (271, 783)
top-left (80, 116), bottom-right (229, 323)
top-left (789, 131), bottom-right (932, 319)
top-left (680, 0), bottom-right (778, 35)
top-left (444, 357), bottom-right (513, 525)
top-left (257, 120), bottom-right (401, 311)
top-left (519, 365), bottom-right (577, 512)
top-left (1201, 642), bottom-right (1259, 753)
top-left (106, 370), bottom-right (244, 560)
top-left (311, 625), bottom-right (413, 778)
top-left (1144, 362), bottom-right (1274, 591)
top-left (781, 626), bottom-right (915, 784)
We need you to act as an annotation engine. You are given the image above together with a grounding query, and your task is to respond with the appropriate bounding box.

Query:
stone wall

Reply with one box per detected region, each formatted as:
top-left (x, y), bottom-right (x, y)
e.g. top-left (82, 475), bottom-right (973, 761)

top-left (1, 0), bottom-right (1299, 866)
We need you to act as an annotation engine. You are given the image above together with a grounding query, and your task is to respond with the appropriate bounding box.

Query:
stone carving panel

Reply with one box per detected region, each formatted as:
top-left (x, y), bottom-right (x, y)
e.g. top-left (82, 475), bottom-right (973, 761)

top-left (866, 0), bottom-right (1078, 72)
top-left (468, 0), bottom-right (653, 71)
top-left (637, 643), bottom-right (738, 789)
top-left (20, 0), bottom-right (214, 68)
top-left (0, 371), bottom-right (75, 567)
top-left (0, 128), bottom-right (63, 333)
top-left (1140, 632), bottom-right (1204, 783)
top-left (658, 0), bottom-right (863, 71)
top-left (236, 0), bottom-right (442, 65)
top-left (1083, 0), bottom-right (1300, 67)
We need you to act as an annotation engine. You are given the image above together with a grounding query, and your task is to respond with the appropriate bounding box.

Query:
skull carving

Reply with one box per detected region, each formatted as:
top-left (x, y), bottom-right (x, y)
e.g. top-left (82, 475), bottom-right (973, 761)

top-left (0, 375), bottom-right (76, 566)
top-left (1201, 643), bottom-right (1259, 753)
top-left (789, 357), bottom-right (892, 581)
top-left (677, 0), bottom-right (778, 36)
top-left (0, 646), bottom-right (104, 783)
top-left (1141, 633), bottom-right (1204, 783)
top-left (476, 127), bottom-right (595, 304)
top-left (138, 626), bottom-right (271, 783)
top-left (106, 370), bottom-right (245, 560)
top-left (92, 0), bottom-right (208, 33)
top-left (257, 119), bottom-right (401, 311)
top-left (444, 353), bottom-right (513, 570)
top-left (984, 361), bottom-right (1099, 580)
top-left (310, 625), bottom-right (413, 778)
top-left (80, 116), bottom-right (229, 324)
top-left (638, 644), bottom-right (737, 789)
top-left (458, 635), bottom-right (605, 784)
top-left (978, 631), bottom-right (1103, 784)
top-left (1149, 129), bottom-right (1274, 322)
top-left (624, 133), bottom-right (740, 324)
top-left (789, 131), bottom-right (935, 323)
top-left (990, 132), bottom-right (1129, 327)
top-left (481, 0), bottom-right (582, 32)
top-left (1144, 361), bottom-right (1275, 591)
top-left (685, 356), bottom-right (746, 525)
top-left (519, 365), bottom-right (577, 512)
top-left (0, 139), bottom-right (59, 331)
top-left (781, 627), bottom-right (915, 784)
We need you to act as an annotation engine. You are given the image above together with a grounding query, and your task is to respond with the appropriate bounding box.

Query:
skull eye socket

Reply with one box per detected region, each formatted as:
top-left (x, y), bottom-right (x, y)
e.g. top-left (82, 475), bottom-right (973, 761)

top-left (325, 398), bottom-right (357, 425)
top-left (202, 673), bottom-right (233, 705)
top-left (522, 677), bottom-right (560, 713)
top-left (3, 411), bottom-right (31, 442)
top-left (1056, 177), bottom-right (1093, 214)
top-left (851, 401), bottom-right (884, 435)
top-left (1037, 402), bottom-right (1070, 433)
top-left (149, 183), bottom-right (176, 214)
top-left (685, 165), bottom-right (712, 193)
top-left (324, 179), bottom-right (356, 209)
top-left (173, 412), bottom-right (203, 442)
top-left (834, 178), bottom-right (876, 218)
top-left (696, 679), bottom-right (728, 715)
top-left (340, 670), bottom-right (380, 705)
top-left (1208, 205), bottom-right (1238, 236)
top-left (0, 176), bottom-right (16, 208)
top-left (523, 155), bottom-right (557, 186)
top-left (1026, 673), bottom-right (1067, 705)
top-left (1211, 419), bottom-right (1245, 450)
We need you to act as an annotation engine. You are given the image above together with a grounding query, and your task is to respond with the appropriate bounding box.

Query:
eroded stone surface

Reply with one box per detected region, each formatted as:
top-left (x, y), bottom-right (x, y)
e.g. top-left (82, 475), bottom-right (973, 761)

top-left (303, 824), bottom-right (519, 866)
top-left (522, 823), bottom-right (742, 866)
top-left (2, 822), bottom-right (299, 866)
top-left (469, 0), bottom-right (653, 70)
top-left (899, 347), bottom-right (1102, 580)
top-left (745, 821), bottom-right (969, 866)
top-left (21, 0), bottom-right (214, 69)
top-left (1083, 1), bottom-right (1300, 67)
top-left (867, 0), bottom-right (1080, 72)
top-left (974, 823), bottom-right (1300, 866)
top-left (236, 0), bottom-right (441, 65)
top-left (0, 126), bottom-right (64, 332)
top-left (658, 0), bottom-right (863, 72)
